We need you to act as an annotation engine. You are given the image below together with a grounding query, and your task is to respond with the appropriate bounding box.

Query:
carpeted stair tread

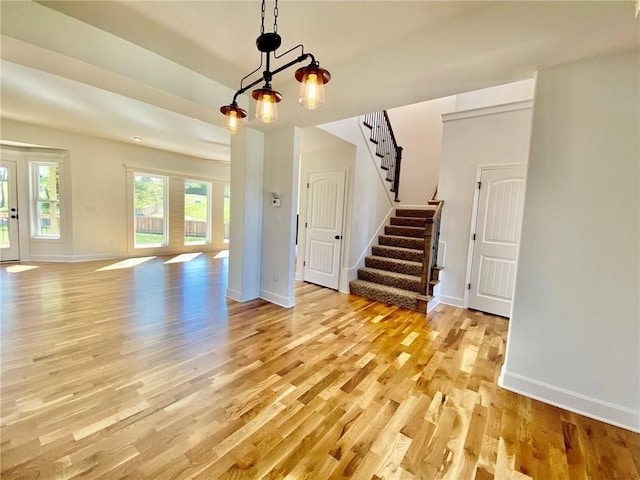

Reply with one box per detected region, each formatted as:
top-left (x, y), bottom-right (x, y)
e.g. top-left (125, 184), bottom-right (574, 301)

top-left (385, 225), bottom-right (426, 238)
top-left (395, 208), bottom-right (436, 218)
top-left (379, 235), bottom-right (424, 250)
top-left (349, 279), bottom-right (418, 310)
top-left (357, 267), bottom-right (421, 292)
top-left (372, 245), bottom-right (423, 262)
top-left (365, 255), bottom-right (422, 276)
top-left (390, 216), bottom-right (426, 227)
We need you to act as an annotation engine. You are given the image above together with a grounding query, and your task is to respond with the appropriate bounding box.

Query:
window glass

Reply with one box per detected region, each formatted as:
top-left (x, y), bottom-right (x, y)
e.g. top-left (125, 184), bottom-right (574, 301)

top-left (33, 163), bottom-right (61, 238)
top-left (184, 180), bottom-right (210, 245)
top-left (134, 174), bottom-right (166, 248)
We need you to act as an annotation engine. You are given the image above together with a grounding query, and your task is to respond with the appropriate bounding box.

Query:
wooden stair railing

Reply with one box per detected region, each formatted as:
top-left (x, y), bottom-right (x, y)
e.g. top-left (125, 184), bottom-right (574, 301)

top-left (417, 185), bottom-right (444, 312)
top-left (363, 111), bottom-right (403, 202)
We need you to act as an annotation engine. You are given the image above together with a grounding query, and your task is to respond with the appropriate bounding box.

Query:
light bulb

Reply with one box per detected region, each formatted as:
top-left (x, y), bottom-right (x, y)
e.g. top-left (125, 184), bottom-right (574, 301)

top-left (299, 71), bottom-right (325, 109)
top-left (220, 104), bottom-right (246, 134)
top-left (226, 110), bottom-right (239, 134)
top-left (255, 91), bottom-right (279, 123)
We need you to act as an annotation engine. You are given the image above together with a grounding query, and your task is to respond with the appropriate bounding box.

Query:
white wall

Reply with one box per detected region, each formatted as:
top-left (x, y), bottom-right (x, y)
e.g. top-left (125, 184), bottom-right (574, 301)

top-left (500, 51), bottom-right (640, 432)
top-left (387, 96), bottom-right (456, 206)
top-left (298, 127), bottom-right (356, 292)
top-left (437, 102), bottom-right (533, 307)
top-left (455, 79), bottom-right (535, 112)
top-left (1, 119), bottom-right (230, 262)
top-left (227, 127), bottom-right (264, 302)
top-left (319, 117), bottom-right (395, 289)
top-left (260, 127), bottom-right (301, 307)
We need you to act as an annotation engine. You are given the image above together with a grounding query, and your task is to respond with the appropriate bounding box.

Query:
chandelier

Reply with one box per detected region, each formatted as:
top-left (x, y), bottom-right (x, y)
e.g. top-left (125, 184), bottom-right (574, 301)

top-left (220, 0), bottom-right (331, 133)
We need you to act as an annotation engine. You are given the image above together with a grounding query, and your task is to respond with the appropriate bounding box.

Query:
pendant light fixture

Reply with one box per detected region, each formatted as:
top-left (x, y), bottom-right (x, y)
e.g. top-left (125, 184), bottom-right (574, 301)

top-left (220, 0), bottom-right (331, 133)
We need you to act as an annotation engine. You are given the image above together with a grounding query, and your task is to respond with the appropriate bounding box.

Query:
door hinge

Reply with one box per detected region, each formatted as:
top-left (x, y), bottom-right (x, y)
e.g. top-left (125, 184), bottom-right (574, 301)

top-left (472, 233), bottom-right (476, 241)
top-left (467, 283), bottom-right (471, 290)
top-left (477, 181), bottom-right (482, 190)
top-left (303, 261), bottom-right (306, 267)
top-left (306, 182), bottom-right (310, 188)
top-left (305, 222), bottom-right (308, 228)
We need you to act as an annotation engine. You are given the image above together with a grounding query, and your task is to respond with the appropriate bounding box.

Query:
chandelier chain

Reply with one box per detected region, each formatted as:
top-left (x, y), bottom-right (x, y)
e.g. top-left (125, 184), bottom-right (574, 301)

top-left (260, 0), bottom-right (266, 34)
top-left (273, 0), bottom-right (279, 33)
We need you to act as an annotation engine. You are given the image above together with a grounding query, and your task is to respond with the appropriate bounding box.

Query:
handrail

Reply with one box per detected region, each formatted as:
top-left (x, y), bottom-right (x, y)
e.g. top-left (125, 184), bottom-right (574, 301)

top-left (362, 111), bottom-right (403, 202)
top-left (428, 184), bottom-right (443, 215)
top-left (420, 184), bottom-right (444, 300)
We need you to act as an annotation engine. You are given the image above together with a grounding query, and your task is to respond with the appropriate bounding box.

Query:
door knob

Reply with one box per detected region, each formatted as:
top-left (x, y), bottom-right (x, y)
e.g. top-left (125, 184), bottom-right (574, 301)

top-left (10, 214), bottom-right (18, 219)
top-left (334, 235), bottom-right (342, 240)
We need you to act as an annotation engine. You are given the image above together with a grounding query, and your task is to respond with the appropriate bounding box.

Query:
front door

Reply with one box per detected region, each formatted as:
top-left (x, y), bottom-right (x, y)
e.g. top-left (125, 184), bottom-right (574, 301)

top-left (303, 170), bottom-right (346, 290)
top-left (468, 165), bottom-right (527, 317)
top-left (0, 161), bottom-right (20, 262)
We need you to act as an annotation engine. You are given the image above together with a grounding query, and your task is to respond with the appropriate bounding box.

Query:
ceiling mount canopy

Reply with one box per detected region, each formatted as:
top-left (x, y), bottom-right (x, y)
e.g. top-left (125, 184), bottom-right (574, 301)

top-left (219, 0), bottom-right (331, 133)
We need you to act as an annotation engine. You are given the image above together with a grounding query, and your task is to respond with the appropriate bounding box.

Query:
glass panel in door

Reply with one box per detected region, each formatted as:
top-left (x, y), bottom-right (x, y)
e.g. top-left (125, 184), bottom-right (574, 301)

top-left (0, 161), bottom-right (20, 262)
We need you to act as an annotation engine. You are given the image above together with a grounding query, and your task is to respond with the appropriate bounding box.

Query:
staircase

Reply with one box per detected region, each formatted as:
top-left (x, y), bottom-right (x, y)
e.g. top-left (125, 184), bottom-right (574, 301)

top-left (351, 111), bottom-right (443, 312)
top-left (349, 207), bottom-right (442, 312)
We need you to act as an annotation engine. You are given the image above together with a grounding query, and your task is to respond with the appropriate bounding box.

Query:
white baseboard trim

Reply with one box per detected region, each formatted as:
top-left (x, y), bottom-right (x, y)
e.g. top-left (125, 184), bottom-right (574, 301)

top-left (339, 266), bottom-right (358, 293)
top-left (226, 288), bottom-right (246, 303)
top-left (426, 296), bottom-right (440, 314)
top-left (71, 254), bottom-right (123, 263)
top-left (28, 254), bottom-right (80, 263)
top-left (439, 295), bottom-right (465, 308)
top-left (499, 369), bottom-right (640, 433)
top-left (260, 289), bottom-right (294, 308)
top-left (227, 288), bottom-right (260, 303)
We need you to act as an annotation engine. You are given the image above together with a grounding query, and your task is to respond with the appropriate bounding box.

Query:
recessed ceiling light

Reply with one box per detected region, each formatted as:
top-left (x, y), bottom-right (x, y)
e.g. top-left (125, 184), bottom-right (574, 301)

top-left (133, 136), bottom-right (143, 142)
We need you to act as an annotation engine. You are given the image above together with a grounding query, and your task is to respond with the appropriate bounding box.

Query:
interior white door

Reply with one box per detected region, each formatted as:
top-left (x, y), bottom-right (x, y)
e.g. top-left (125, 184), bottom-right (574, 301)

top-left (0, 161), bottom-right (20, 262)
top-left (303, 170), bottom-right (346, 290)
top-left (468, 165), bottom-right (527, 317)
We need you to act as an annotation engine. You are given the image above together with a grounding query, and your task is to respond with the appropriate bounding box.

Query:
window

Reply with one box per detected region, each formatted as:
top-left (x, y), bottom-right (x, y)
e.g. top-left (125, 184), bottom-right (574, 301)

top-left (184, 180), bottom-right (211, 245)
top-left (134, 174), bottom-right (167, 248)
top-left (32, 162), bottom-right (61, 239)
top-left (127, 167), bottom-right (222, 252)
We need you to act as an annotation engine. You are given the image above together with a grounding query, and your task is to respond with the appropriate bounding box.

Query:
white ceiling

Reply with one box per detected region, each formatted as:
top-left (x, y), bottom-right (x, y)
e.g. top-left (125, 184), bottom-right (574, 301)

top-left (1, 1), bottom-right (638, 161)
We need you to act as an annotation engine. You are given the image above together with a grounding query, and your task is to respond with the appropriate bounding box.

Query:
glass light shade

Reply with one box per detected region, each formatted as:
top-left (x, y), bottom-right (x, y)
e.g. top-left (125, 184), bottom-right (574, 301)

top-left (299, 72), bottom-right (324, 109)
top-left (226, 110), bottom-right (240, 134)
top-left (252, 87), bottom-right (282, 124)
top-left (220, 104), bottom-right (247, 134)
top-left (256, 94), bottom-right (278, 123)
top-left (295, 65), bottom-right (331, 110)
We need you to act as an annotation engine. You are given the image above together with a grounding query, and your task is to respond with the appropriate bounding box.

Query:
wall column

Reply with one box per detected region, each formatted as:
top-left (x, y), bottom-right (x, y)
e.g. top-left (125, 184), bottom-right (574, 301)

top-left (259, 126), bottom-right (301, 308)
top-left (227, 127), bottom-right (264, 302)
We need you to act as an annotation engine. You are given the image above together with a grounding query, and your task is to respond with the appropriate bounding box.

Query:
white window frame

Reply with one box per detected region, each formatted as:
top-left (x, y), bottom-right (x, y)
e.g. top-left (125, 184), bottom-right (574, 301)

top-left (125, 164), bottom-right (222, 254)
top-left (132, 172), bottom-right (169, 249)
top-left (29, 156), bottom-right (66, 241)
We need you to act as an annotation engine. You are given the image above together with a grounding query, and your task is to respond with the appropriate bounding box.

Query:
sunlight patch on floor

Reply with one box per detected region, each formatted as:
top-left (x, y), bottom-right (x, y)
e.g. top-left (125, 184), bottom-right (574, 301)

top-left (164, 252), bottom-right (202, 264)
top-left (214, 250), bottom-right (229, 259)
top-left (97, 256), bottom-right (156, 271)
top-left (5, 265), bottom-right (40, 274)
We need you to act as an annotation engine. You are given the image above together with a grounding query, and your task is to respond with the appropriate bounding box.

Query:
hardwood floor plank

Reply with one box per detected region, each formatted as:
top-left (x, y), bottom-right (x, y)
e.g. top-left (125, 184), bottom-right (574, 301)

top-left (2, 254), bottom-right (639, 479)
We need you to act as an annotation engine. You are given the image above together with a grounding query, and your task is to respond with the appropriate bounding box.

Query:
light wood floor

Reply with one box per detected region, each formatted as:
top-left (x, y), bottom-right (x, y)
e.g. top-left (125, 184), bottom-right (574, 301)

top-left (1, 253), bottom-right (638, 480)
